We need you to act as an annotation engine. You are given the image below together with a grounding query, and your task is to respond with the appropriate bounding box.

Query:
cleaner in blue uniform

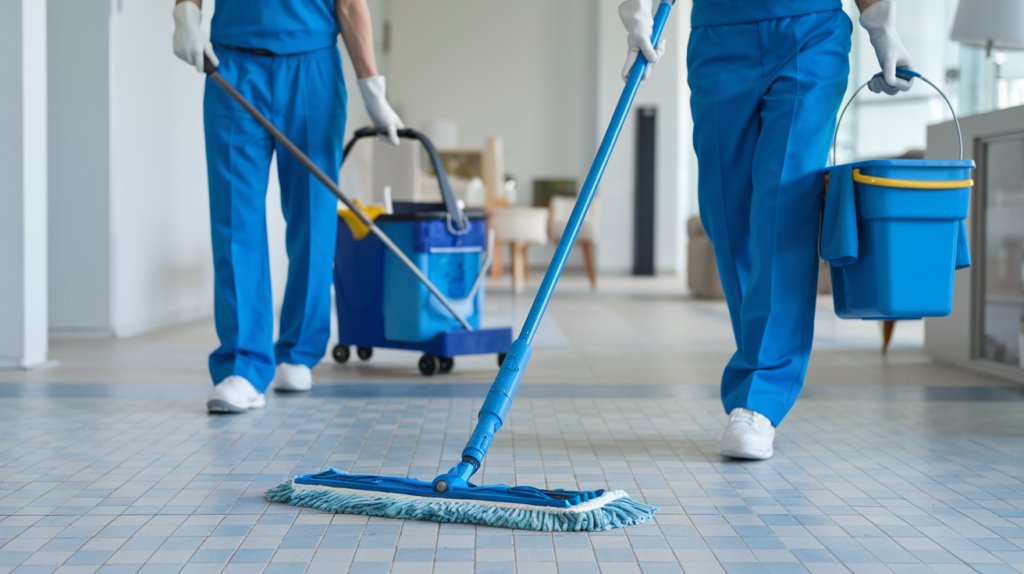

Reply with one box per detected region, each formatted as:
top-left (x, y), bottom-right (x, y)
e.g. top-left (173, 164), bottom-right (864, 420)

top-left (620, 0), bottom-right (914, 458)
top-left (172, 0), bottom-right (404, 413)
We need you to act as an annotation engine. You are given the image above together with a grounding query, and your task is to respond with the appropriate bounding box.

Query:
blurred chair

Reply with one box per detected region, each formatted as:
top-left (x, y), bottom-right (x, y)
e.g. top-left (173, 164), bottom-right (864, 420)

top-left (547, 196), bottom-right (600, 290)
top-left (490, 207), bottom-right (549, 294)
top-left (687, 216), bottom-right (725, 299)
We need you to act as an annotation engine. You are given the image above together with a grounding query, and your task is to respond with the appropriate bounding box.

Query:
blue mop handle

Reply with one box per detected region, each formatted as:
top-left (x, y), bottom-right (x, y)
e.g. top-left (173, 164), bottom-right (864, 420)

top-left (455, 0), bottom-right (675, 475)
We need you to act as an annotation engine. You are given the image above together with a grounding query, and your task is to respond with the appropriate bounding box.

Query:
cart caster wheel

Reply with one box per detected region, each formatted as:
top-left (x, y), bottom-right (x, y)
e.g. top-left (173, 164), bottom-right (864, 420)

top-left (438, 357), bottom-right (454, 374)
top-left (498, 353), bottom-right (508, 368)
top-left (418, 354), bottom-right (438, 376)
top-left (357, 347), bottom-right (373, 361)
top-left (332, 345), bottom-right (350, 364)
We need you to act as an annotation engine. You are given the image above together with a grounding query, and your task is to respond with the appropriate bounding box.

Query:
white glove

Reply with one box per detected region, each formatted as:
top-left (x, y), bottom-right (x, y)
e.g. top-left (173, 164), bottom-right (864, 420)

top-left (619, 0), bottom-right (666, 82)
top-left (358, 76), bottom-right (405, 146)
top-left (859, 0), bottom-right (914, 95)
top-left (173, 1), bottom-right (218, 73)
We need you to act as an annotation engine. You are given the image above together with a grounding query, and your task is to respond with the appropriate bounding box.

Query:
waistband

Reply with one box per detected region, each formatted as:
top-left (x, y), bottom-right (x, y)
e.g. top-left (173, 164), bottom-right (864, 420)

top-left (213, 44), bottom-right (338, 59)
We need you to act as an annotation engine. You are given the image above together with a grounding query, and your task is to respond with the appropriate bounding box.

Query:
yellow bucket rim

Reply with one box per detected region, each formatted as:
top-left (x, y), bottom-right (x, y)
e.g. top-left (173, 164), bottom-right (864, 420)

top-left (852, 169), bottom-right (974, 190)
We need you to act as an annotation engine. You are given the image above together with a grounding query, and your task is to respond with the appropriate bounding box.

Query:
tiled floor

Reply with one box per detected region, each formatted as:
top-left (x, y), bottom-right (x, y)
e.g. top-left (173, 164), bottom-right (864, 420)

top-left (2, 276), bottom-right (1024, 574)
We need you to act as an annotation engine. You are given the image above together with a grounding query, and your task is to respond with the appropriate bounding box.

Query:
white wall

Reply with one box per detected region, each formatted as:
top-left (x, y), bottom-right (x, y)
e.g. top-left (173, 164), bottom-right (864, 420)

top-left (385, 0), bottom-right (690, 276)
top-left (595, 0), bottom-right (686, 275)
top-left (107, 0), bottom-right (213, 337)
top-left (0, 0), bottom-right (49, 368)
top-left (385, 0), bottom-right (599, 269)
top-left (387, 0), bottom-right (598, 203)
top-left (47, 0), bottom-right (389, 339)
top-left (48, 0), bottom-right (111, 336)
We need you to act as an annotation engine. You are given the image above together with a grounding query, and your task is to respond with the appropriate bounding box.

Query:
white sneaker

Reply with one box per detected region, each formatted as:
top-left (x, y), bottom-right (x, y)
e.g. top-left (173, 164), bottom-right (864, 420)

top-left (272, 363), bottom-right (314, 392)
top-left (719, 408), bottom-right (775, 460)
top-left (207, 375), bottom-right (266, 413)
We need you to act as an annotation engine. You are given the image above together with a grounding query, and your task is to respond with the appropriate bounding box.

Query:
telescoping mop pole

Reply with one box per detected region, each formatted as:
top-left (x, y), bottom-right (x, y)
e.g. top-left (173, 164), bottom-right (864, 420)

top-left (431, 0), bottom-right (676, 493)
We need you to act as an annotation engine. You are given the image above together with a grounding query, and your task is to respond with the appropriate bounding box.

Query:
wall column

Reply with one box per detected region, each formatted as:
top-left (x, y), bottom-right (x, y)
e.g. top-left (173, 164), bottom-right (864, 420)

top-left (0, 0), bottom-right (49, 368)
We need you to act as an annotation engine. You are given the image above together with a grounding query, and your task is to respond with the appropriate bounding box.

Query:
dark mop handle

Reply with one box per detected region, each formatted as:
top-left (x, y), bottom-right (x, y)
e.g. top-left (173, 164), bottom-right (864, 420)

top-left (203, 57), bottom-right (473, 331)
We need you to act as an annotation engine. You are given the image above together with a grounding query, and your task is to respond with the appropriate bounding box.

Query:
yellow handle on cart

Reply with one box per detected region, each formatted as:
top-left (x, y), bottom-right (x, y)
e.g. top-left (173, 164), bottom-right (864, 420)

top-left (852, 169), bottom-right (974, 190)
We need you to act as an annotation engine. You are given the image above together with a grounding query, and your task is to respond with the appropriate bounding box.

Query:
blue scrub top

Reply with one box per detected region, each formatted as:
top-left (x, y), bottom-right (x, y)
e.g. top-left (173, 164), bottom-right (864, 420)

top-left (211, 0), bottom-right (339, 55)
top-left (692, 0), bottom-right (842, 27)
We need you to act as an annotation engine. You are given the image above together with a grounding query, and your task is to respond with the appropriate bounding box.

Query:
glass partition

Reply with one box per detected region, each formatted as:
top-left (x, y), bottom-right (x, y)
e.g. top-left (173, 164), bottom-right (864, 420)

top-left (978, 136), bottom-right (1024, 368)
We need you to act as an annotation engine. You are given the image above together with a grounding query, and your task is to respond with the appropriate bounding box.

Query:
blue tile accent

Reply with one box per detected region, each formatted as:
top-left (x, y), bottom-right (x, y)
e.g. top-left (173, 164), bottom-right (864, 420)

top-left (722, 563), bottom-right (769, 574)
top-left (0, 552), bottom-right (31, 566)
top-left (210, 524), bottom-right (250, 537)
top-left (744, 537), bottom-right (786, 550)
top-left (593, 548), bottom-right (635, 562)
top-left (639, 563), bottom-right (685, 574)
top-left (138, 565), bottom-right (185, 574)
top-left (764, 563), bottom-right (810, 574)
top-left (790, 549), bottom-right (839, 563)
top-left (96, 566), bottom-right (143, 574)
top-left (347, 564), bottom-right (390, 574)
top-left (230, 548), bottom-right (274, 563)
top-left (706, 537), bottom-right (746, 549)
top-left (479, 564), bottom-right (517, 574)
top-left (189, 549), bottom-right (234, 563)
top-left (436, 548), bottom-right (473, 561)
top-left (39, 537), bottom-right (87, 552)
top-left (734, 526), bottom-right (774, 537)
top-left (263, 564), bottom-right (308, 574)
top-left (11, 566), bottom-right (57, 574)
top-left (395, 548), bottom-right (434, 562)
top-left (286, 524), bottom-right (325, 536)
top-left (66, 551), bottom-right (114, 565)
top-left (759, 515), bottom-right (799, 526)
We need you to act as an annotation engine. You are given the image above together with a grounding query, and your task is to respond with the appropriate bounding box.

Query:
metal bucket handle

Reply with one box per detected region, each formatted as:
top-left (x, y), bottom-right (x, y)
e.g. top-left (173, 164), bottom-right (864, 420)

top-left (343, 127), bottom-right (470, 234)
top-left (832, 67), bottom-right (963, 165)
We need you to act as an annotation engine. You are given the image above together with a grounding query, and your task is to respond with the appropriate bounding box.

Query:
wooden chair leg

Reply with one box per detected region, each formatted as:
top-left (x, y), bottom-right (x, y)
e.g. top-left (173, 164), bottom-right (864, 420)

top-left (581, 240), bottom-right (597, 290)
top-left (512, 242), bottom-right (526, 294)
top-left (523, 245), bottom-right (530, 281)
top-left (491, 239), bottom-right (504, 278)
top-left (882, 320), bottom-right (896, 354)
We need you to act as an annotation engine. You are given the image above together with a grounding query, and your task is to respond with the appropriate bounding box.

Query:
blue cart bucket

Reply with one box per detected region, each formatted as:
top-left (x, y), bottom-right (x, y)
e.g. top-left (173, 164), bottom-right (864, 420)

top-left (379, 213), bottom-right (487, 342)
top-left (336, 206), bottom-right (487, 343)
top-left (333, 129), bottom-right (511, 374)
top-left (823, 69), bottom-right (974, 320)
top-left (823, 160), bottom-right (974, 320)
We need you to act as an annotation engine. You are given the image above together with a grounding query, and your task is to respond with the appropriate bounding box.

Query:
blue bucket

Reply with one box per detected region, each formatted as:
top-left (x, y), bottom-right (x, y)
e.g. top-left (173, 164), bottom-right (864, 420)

top-left (379, 214), bottom-right (486, 342)
top-left (823, 69), bottom-right (975, 320)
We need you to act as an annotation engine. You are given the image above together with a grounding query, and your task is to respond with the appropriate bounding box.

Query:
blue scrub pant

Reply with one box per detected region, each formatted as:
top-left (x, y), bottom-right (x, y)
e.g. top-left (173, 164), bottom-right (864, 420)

top-left (687, 10), bottom-right (851, 426)
top-left (204, 45), bottom-right (346, 392)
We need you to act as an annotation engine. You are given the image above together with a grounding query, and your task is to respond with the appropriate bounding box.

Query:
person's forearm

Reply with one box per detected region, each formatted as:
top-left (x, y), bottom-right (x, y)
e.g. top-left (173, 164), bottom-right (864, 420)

top-left (856, 0), bottom-right (884, 12)
top-left (336, 0), bottom-right (378, 79)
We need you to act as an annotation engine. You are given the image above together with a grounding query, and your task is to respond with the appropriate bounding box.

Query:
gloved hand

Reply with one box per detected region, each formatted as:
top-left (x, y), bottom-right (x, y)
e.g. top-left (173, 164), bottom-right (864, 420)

top-left (618, 0), bottom-right (666, 82)
top-left (358, 76), bottom-right (405, 146)
top-left (172, 1), bottom-right (218, 73)
top-left (859, 0), bottom-right (914, 95)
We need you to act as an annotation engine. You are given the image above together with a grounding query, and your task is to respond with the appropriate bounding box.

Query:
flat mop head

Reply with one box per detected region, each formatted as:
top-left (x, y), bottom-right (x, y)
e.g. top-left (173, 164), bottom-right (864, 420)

top-left (265, 469), bottom-right (658, 532)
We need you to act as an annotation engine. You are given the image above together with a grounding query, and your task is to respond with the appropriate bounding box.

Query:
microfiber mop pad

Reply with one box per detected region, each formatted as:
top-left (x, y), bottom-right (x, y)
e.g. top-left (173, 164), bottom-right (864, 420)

top-left (265, 469), bottom-right (658, 532)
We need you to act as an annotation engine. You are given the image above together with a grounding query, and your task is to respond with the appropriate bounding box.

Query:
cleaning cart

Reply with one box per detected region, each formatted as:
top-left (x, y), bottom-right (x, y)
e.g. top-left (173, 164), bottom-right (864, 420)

top-left (822, 68), bottom-right (974, 320)
top-left (332, 128), bottom-right (512, 375)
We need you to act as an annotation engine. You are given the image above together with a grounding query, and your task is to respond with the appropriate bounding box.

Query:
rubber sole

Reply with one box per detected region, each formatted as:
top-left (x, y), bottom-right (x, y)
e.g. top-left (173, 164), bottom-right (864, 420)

top-left (272, 383), bottom-right (313, 393)
top-left (207, 400), bottom-right (248, 414)
top-left (720, 446), bottom-right (773, 460)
